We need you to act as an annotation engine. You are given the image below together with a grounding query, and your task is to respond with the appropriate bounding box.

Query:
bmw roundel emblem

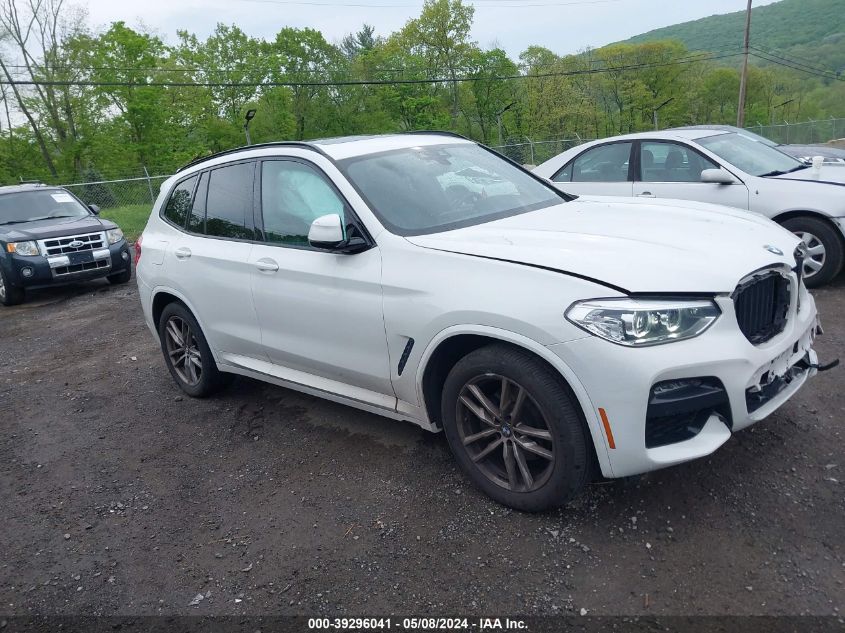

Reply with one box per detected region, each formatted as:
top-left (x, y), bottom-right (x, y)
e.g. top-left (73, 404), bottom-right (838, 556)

top-left (764, 244), bottom-right (783, 256)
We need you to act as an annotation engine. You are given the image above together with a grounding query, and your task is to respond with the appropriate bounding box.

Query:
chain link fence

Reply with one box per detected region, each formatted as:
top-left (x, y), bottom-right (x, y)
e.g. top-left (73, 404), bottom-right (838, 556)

top-left (492, 137), bottom-right (593, 166)
top-left (58, 173), bottom-right (170, 211)
top-left (747, 118), bottom-right (845, 146)
top-left (30, 117), bottom-right (845, 201)
top-left (492, 118), bottom-right (845, 164)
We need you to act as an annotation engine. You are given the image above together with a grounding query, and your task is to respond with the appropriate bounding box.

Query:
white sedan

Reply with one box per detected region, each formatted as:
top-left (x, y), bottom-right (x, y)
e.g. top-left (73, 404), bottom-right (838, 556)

top-left (533, 129), bottom-right (845, 286)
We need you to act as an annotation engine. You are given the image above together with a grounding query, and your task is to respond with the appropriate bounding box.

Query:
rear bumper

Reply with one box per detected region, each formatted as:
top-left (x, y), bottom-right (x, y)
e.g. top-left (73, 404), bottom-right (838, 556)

top-left (3, 240), bottom-right (131, 290)
top-left (549, 291), bottom-right (820, 478)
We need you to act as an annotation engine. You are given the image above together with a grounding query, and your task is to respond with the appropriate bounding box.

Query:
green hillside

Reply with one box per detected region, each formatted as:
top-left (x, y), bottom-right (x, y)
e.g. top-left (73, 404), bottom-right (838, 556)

top-left (625, 0), bottom-right (845, 73)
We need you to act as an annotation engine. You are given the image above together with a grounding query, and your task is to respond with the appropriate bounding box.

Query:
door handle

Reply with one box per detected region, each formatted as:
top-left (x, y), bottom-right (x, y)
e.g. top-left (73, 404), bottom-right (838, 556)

top-left (174, 247), bottom-right (192, 259)
top-left (636, 191), bottom-right (655, 198)
top-left (255, 258), bottom-right (279, 273)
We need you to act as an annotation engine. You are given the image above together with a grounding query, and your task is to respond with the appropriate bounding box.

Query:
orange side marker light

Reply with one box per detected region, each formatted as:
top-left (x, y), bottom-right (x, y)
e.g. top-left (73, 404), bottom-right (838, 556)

top-left (598, 407), bottom-right (616, 449)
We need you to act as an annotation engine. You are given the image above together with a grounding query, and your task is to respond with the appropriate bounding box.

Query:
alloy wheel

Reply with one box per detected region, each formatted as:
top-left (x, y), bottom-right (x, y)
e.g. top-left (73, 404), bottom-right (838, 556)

top-left (796, 231), bottom-right (826, 280)
top-left (164, 315), bottom-right (203, 386)
top-left (455, 373), bottom-right (556, 492)
top-left (0, 273), bottom-right (5, 301)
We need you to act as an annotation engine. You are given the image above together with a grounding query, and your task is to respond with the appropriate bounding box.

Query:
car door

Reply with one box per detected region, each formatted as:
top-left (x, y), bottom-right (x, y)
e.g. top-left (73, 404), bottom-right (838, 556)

top-left (633, 140), bottom-right (750, 210)
top-left (165, 161), bottom-right (265, 360)
top-left (549, 141), bottom-right (634, 197)
top-left (248, 157), bottom-right (393, 403)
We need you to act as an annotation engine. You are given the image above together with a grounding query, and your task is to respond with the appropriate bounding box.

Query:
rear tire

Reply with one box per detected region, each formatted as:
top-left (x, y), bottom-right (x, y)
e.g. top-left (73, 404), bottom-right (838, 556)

top-left (0, 267), bottom-right (25, 306)
top-left (440, 343), bottom-right (591, 512)
top-left (107, 268), bottom-right (132, 285)
top-left (158, 302), bottom-right (231, 397)
top-left (781, 216), bottom-right (844, 288)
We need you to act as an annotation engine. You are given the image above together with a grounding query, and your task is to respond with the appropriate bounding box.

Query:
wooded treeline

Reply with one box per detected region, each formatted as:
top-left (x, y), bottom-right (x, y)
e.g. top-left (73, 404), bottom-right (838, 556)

top-left (0, 0), bottom-right (843, 183)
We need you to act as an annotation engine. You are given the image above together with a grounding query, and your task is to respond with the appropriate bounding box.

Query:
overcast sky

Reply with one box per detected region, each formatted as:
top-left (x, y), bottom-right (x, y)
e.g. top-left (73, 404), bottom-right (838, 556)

top-left (79, 0), bottom-right (780, 58)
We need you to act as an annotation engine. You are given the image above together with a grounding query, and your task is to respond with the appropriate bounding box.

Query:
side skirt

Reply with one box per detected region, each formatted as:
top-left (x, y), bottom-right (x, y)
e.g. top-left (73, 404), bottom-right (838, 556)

top-left (217, 353), bottom-right (437, 432)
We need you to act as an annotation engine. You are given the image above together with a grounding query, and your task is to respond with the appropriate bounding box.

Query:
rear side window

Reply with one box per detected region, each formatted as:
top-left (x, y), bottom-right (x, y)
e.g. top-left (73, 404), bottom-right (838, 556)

top-left (162, 176), bottom-right (197, 227)
top-left (187, 172), bottom-right (208, 233)
top-left (205, 162), bottom-right (254, 240)
top-left (567, 143), bottom-right (632, 183)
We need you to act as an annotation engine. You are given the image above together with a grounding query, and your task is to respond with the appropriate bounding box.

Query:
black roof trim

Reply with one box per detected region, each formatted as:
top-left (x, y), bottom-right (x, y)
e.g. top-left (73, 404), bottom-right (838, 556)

top-left (176, 141), bottom-right (329, 173)
top-left (402, 130), bottom-right (472, 141)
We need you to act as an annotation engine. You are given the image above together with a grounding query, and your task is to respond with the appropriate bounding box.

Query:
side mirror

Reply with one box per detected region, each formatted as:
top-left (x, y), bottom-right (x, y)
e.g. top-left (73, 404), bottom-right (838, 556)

top-left (701, 169), bottom-right (737, 185)
top-left (308, 214), bottom-right (345, 249)
top-left (89, 204), bottom-right (101, 215)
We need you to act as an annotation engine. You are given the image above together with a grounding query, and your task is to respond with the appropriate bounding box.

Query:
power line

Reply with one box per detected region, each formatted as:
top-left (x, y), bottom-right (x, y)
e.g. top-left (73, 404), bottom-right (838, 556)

top-left (0, 51), bottom-right (742, 89)
top-left (749, 47), bottom-right (842, 80)
top-left (749, 50), bottom-right (844, 81)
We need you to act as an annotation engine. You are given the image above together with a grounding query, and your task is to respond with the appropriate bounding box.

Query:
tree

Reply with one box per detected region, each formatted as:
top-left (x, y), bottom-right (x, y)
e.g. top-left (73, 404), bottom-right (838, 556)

top-left (401, 0), bottom-right (476, 126)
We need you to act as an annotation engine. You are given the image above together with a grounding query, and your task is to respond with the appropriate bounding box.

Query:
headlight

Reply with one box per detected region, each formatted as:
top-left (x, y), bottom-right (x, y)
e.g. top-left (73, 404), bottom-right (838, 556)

top-left (566, 298), bottom-right (720, 346)
top-left (6, 240), bottom-right (39, 256)
top-left (106, 228), bottom-right (124, 245)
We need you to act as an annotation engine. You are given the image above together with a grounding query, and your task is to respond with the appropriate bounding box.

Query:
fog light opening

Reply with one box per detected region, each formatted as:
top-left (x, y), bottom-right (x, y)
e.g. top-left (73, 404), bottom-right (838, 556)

top-left (21, 267), bottom-right (33, 278)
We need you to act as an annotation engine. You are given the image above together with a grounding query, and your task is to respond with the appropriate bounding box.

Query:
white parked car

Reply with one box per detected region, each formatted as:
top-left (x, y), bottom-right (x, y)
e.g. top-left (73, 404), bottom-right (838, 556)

top-left (533, 129), bottom-right (845, 286)
top-left (137, 133), bottom-right (825, 511)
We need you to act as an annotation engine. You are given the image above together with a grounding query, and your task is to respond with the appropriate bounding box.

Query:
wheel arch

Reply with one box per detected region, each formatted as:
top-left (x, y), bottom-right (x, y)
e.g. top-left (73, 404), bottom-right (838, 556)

top-left (415, 326), bottom-right (613, 477)
top-left (149, 287), bottom-right (219, 361)
top-left (772, 209), bottom-right (845, 241)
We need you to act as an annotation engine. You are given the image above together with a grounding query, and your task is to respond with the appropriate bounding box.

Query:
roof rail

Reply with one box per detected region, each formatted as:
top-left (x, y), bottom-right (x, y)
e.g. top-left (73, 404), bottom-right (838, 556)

top-left (17, 179), bottom-right (46, 186)
top-left (402, 130), bottom-right (473, 141)
top-left (177, 141), bottom-right (325, 173)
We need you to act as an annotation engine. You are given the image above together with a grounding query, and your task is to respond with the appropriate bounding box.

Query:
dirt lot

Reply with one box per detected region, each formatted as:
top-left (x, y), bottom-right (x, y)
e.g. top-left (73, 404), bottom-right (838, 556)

top-left (1, 276), bottom-right (843, 618)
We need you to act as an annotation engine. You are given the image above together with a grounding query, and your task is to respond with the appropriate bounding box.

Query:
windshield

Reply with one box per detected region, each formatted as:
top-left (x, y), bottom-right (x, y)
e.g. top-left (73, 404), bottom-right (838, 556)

top-left (0, 189), bottom-right (90, 226)
top-left (341, 143), bottom-right (564, 236)
top-left (697, 132), bottom-right (805, 177)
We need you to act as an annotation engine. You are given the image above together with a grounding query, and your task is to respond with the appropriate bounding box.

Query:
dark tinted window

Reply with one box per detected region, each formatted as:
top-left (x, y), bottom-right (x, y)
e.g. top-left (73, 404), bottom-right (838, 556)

top-left (205, 162), bottom-right (254, 240)
top-left (163, 176), bottom-right (197, 227)
top-left (261, 161), bottom-right (346, 246)
top-left (187, 172), bottom-right (208, 233)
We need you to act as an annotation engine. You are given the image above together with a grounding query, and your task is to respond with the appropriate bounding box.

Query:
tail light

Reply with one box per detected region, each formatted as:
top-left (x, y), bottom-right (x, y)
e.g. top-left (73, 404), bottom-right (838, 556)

top-left (134, 235), bottom-right (142, 265)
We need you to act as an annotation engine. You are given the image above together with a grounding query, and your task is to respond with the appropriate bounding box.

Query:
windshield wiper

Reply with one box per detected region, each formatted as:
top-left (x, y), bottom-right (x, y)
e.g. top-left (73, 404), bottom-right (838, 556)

top-left (760, 164), bottom-right (811, 177)
top-left (0, 214), bottom-right (82, 225)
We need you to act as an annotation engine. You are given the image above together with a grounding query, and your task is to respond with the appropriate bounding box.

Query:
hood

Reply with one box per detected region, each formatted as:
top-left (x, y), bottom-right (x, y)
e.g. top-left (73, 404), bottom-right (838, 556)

top-left (406, 196), bottom-right (800, 293)
top-left (0, 215), bottom-right (114, 242)
top-left (769, 165), bottom-right (845, 185)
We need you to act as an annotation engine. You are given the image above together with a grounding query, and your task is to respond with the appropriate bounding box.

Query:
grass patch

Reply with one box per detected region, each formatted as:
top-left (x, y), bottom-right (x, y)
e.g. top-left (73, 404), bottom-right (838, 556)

top-left (100, 204), bottom-right (151, 243)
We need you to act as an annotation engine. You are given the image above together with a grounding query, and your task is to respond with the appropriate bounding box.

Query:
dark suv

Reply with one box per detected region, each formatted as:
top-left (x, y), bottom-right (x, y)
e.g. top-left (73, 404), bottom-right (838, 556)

top-left (0, 184), bottom-right (132, 306)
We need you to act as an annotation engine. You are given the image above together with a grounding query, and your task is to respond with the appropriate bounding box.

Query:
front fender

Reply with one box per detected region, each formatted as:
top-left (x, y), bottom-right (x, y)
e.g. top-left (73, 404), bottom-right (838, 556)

top-left (413, 324), bottom-right (613, 477)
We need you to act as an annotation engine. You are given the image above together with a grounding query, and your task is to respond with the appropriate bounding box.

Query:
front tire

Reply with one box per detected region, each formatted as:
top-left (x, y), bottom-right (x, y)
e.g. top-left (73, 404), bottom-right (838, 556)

top-left (440, 344), bottom-right (591, 512)
top-left (781, 216), bottom-right (844, 288)
top-left (158, 302), bottom-right (231, 397)
top-left (0, 267), bottom-right (25, 306)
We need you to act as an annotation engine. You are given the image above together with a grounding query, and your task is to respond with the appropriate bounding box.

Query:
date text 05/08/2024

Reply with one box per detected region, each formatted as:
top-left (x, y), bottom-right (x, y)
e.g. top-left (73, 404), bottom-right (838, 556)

top-left (307, 618), bottom-right (528, 630)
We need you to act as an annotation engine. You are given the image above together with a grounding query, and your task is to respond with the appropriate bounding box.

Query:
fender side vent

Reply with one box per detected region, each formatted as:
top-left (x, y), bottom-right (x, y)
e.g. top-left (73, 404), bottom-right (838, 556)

top-left (397, 338), bottom-right (415, 376)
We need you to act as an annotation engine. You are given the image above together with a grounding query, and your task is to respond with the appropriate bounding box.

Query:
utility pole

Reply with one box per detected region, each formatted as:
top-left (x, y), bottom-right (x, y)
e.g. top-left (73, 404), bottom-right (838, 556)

top-left (496, 102), bottom-right (516, 147)
top-left (653, 97), bottom-right (674, 131)
top-left (737, 0), bottom-right (753, 127)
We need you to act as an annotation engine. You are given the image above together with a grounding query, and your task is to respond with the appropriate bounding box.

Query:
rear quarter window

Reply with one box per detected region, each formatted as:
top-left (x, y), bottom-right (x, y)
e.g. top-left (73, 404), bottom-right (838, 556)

top-left (162, 176), bottom-right (198, 228)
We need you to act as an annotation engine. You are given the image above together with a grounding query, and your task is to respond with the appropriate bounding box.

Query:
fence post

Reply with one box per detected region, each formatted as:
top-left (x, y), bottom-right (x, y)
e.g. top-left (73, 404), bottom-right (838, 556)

top-left (143, 166), bottom-right (155, 203)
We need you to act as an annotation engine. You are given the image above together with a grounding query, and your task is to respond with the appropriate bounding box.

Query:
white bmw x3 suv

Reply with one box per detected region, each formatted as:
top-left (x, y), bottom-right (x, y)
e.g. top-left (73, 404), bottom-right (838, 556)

top-left (137, 132), bottom-right (827, 511)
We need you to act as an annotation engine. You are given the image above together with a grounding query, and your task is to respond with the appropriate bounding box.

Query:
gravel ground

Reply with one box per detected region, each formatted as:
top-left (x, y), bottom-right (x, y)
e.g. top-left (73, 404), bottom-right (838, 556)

top-left (1, 276), bottom-right (843, 618)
